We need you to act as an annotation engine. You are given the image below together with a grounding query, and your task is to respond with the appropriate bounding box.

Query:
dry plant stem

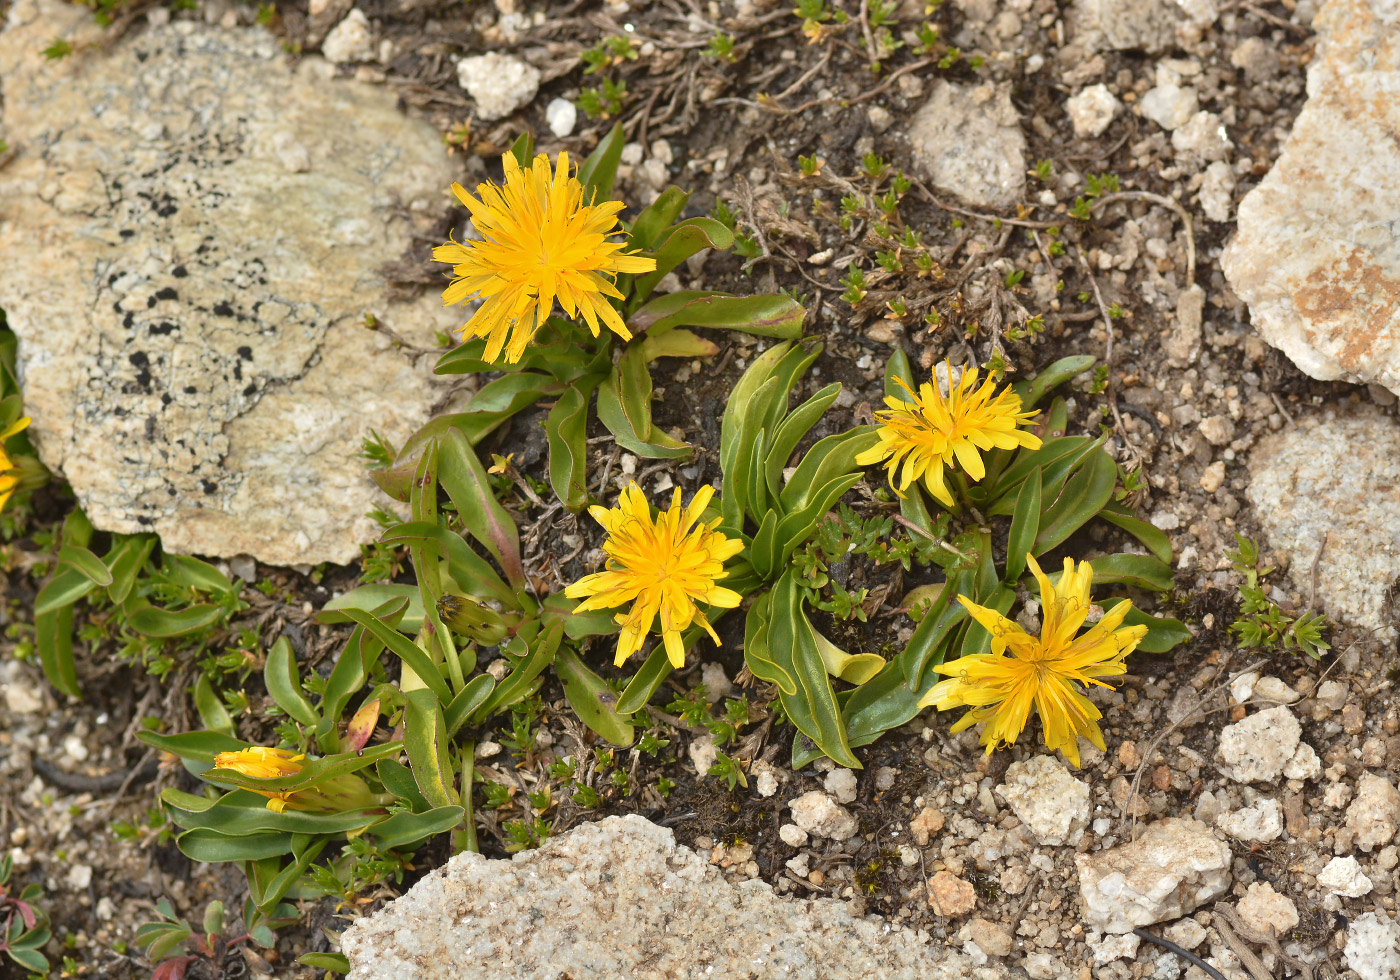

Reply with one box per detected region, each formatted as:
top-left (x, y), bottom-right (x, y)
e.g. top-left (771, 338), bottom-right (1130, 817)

top-left (858, 0), bottom-right (880, 67)
top-left (1089, 191), bottom-right (1197, 286)
top-left (911, 178), bottom-right (1058, 229)
top-left (1213, 909), bottom-right (1275, 980)
top-left (1215, 905), bottom-right (1316, 980)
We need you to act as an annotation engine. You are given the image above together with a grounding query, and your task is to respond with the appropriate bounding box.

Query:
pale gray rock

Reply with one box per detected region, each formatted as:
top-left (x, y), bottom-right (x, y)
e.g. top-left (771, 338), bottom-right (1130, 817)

top-left (1171, 110), bottom-right (1230, 168)
top-left (1199, 160), bottom-right (1236, 222)
top-left (1284, 742), bottom-right (1323, 781)
top-left (996, 756), bottom-right (1090, 846)
top-left (1217, 706), bottom-right (1302, 784)
top-left (1245, 405), bottom-right (1400, 640)
top-left (1069, 0), bottom-right (1184, 52)
top-left (1345, 912), bottom-right (1400, 980)
top-left (1066, 84), bottom-right (1120, 138)
top-left (1075, 817), bottom-right (1231, 933)
top-left (456, 52), bottom-right (540, 121)
top-left (0, 0), bottom-right (459, 565)
top-left (1222, 0), bottom-right (1400, 396)
top-left (789, 790), bottom-right (858, 841)
top-left (907, 81), bottom-right (1026, 209)
top-left (1346, 774), bottom-right (1400, 852)
top-left (823, 768), bottom-right (858, 805)
top-left (341, 816), bottom-right (1014, 980)
top-left (1140, 84), bottom-right (1199, 130)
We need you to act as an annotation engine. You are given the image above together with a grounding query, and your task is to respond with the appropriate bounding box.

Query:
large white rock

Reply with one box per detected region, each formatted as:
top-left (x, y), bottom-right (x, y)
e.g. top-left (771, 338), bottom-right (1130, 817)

top-left (996, 756), bottom-right (1090, 846)
top-left (1075, 817), bottom-right (1231, 934)
top-left (0, 0), bottom-right (460, 566)
top-left (1068, 0), bottom-right (1186, 53)
top-left (907, 81), bottom-right (1026, 210)
top-left (1344, 912), bottom-right (1400, 980)
top-left (1222, 0), bottom-right (1400, 396)
top-left (1216, 706), bottom-right (1302, 784)
top-left (341, 815), bottom-right (1015, 980)
top-left (1245, 405), bottom-right (1400, 641)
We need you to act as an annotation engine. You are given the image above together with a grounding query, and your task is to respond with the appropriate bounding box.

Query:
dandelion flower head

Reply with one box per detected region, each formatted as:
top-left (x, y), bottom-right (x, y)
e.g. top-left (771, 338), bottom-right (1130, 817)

top-left (214, 746), bottom-right (305, 812)
top-left (565, 483), bottom-right (743, 669)
top-left (434, 151), bottom-right (656, 364)
top-left (856, 363), bottom-right (1041, 507)
top-left (0, 416), bottom-right (31, 513)
top-left (920, 555), bottom-right (1149, 766)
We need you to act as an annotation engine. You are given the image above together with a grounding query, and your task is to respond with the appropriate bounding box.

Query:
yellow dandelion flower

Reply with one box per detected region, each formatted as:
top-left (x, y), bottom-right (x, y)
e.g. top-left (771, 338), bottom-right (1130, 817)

top-left (433, 151), bottom-right (657, 364)
top-left (919, 555), bottom-right (1149, 766)
top-left (0, 416), bottom-right (32, 513)
top-left (565, 483), bottom-right (745, 669)
top-left (855, 363), bottom-right (1042, 508)
top-left (213, 746), bottom-right (305, 812)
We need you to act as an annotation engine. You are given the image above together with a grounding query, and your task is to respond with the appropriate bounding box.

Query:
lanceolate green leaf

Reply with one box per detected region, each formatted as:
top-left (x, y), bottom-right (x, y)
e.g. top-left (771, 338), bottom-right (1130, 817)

top-left (614, 643), bottom-right (675, 715)
top-left (437, 428), bottom-right (526, 588)
top-left (105, 533), bottom-right (157, 604)
top-left (264, 637), bottom-right (318, 727)
top-left (162, 790), bottom-right (379, 835)
top-left (1005, 468), bottom-right (1041, 583)
top-left (404, 690), bottom-right (456, 810)
top-left (555, 646), bottom-right (635, 746)
top-left (631, 292), bottom-right (805, 339)
top-left (596, 349), bottom-right (691, 459)
top-left (35, 605), bottom-right (79, 697)
top-left (1032, 449), bottom-right (1117, 555)
top-left (1013, 354), bottom-right (1095, 411)
top-left (1100, 502), bottom-right (1173, 564)
top-left (175, 829), bottom-right (294, 863)
top-left (58, 545), bottom-right (112, 587)
top-left (546, 382), bottom-right (595, 512)
top-left (473, 621), bottom-right (562, 720)
top-left (1083, 553), bottom-right (1174, 592)
top-left (136, 729), bottom-right (246, 764)
top-left (630, 218), bottom-right (736, 304)
top-left (372, 805), bottom-right (465, 850)
top-left (193, 673), bottom-right (236, 737)
top-left (35, 567), bottom-right (95, 617)
top-left (125, 604), bottom-right (223, 638)
top-left (577, 122), bottom-right (625, 201)
top-left (335, 607), bottom-right (452, 704)
top-left (378, 522), bottom-right (514, 609)
top-left (627, 185), bottom-right (689, 253)
top-left (443, 673), bottom-right (496, 737)
top-left (1100, 598), bottom-right (1191, 653)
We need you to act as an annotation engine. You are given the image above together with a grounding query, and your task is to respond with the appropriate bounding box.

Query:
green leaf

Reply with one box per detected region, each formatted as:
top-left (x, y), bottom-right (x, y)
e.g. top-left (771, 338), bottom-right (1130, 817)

top-left (318, 586), bottom-right (425, 633)
top-left (126, 604), bottom-right (222, 638)
top-left (35, 605), bottom-right (79, 697)
top-left (249, 836), bottom-right (329, 912)
top-left (614, 643), bottom-right (674, 715)
top-left (631, 291), bottom-right (805, 339)
top-left (546, 383), bottom-right (594, 512)
top-left (779, 429), bottom-right (879, 512)
top-left (200, 742), bottom-right (403, 795)
top-left (299, 954), bottom-right (352, 973)
top-left (35, 567), bottom-right (95, 616)
top-left (597, 351), bottom-right (691, 459)
top-left (554, 646), bottom-right (635, 746)
top-left (884, 347), bottom-right (913, 399)
top-left (176, 829), bottom-right (295, 862)
top-left (743, 591), bottom-right (794, 694)
top-left (900, 570), bottom-right (970, 688)
top-left (58, 545), bottom-right (112, 587)
top-left (1005, 468), bottom-right (1041, 583)
top-left (812, 629), bottom-right (885, 684)
top-left (404, 690), bottom-right (456, 809)
top-left (162, 790), bottom-right (379, 836)
top-left (1032, 448), bottom-right (1117, 555)
top-left (627, 185), bottom-right (690, 252)
top-left (1083, 553), bottom-right (1174, 592)
top-left (473, 621), bottom-right (562, 720)
top-left (983, 436), bottom-right (1099, 514)
top-left (763, 382), bottom-right (842, 501)
top-left (104, 534), bottom-right (157, 604)
top-left (157, 554), bottom-right (236, 597)
top-left (136, 729), bottom-right (246, 764)
top-left (840, 660), bottom-right (933, 750)
top-left (1100, 502), bottom-right (1173, 564)
top-left (372, 805), bottom-right (465, 850)
top-left (630, 218), bottom-right (736, 304)
top-left (637, 328), bottom-right (718, 363)
top-left (335, 607), bottom-right (452, 705)
top-left (378, 523), bottom-right (514, 609)
top-left (443, 673), bottom-right (496, 737)
top-left (437, 428), bottom-right (526, 588)
top-left (193, 673), bottom-right (235, 737)
top-left (8, 948), bottom-right (49, 972)
top-left (507, 131), bottom-right (535, 168)
top-left (1013, 354), bottom-right (1095, 410)
top-left (377, 758), bottom-right (430, 812)
top-left (577, 122), bottom-right (624, 201)
top-left (264, 636), bottom-right (319, 727)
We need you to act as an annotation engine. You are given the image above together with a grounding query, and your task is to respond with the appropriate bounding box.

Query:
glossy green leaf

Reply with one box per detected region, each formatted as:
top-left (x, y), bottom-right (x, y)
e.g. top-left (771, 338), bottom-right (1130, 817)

top-left (404, 690), bottom-right (456, 809)
top-left (104, 533), bottom-right (157, 604)
top-left (376, 759), bottom-right (430, 812)
top-left (126, 604), bottom-right (222, 638)
top-left (264, 637), bottom-right (318, 727)
top-left (631, 291), bottom-right (805, 338)
top-left (318, 585), bottom-right (425, 632)
top-left (1100, 502), bottom-right (1173, 564)
top-left (438, 428), bottom-right (526, 588)
top-left (841, 660), bottom-right (933, 750)
top-left (193, 673), bottom-right (235, 737)
top-left (299, 954), bottom-right (352, 973)
top-left (58, 545), bottom-right (112, 587)
top-left (742, 591), bottom-right (794, 695)
top-left (1005, 468), bottom-right (1041, 583)
top-left (900, 570), bottom-right (970, 688)
top-left (336, 608), bottom-right (452, 704)
top-left (597, 351), bottom-right (691, 459)
top-left (250, 836), bottom-right (328, 912)
top-left (1101, 598), bottom-right (1192, 653)
top-left (812, 629), bottom-right (885, 685)
top-left (546, 383), bottom-right (594, 512)
top-left (507, 130), bottom-right (534, 168)
top-left (162, 790), bottom-right (379, 835)
top-left (443, 673), bottom-right (496, 737)
top-left (1083, 553), bottom-right (1174, 592)
top-left (577, 122), bottom-right (624, 201)
top-left (176, 829), bottom-right (295, 862)
top-left (983, 436), bottom-right (1099, 514)
top-left (473, 621), bottom-right (562, 720)
top-left (1032, 449), bottom-right (1117, 555)
top-left (763, 382), bottom-right (842, 500)
top-left (884, 347), bottom-right (913, 399)
top-left (372, 805), bottom-right (465, 850)
top-left (1014, 354), bottom-right (1095, 411)
top-left (35, 605), bottom-right (78, 697)
top-left (627, 185), bottom-right (689, 252)
top-left (137, 729), bottom-right (246, 763)
top-left (35, 567), bottom-right (95, 617)
top-left (779, 429), bottom-right (879, 512)
top-left (378, 522), bottom-right (514, 609)
top-left (630, 218), bottom-right (735, 304)
top-left (555, 646), bottom-right (635, 746)
top-left (157, 554), bottom-right (236, 597)
top-left (637, 328), bottom-right (719, 362)
top-left (614, 643), bottom-right (674, 714)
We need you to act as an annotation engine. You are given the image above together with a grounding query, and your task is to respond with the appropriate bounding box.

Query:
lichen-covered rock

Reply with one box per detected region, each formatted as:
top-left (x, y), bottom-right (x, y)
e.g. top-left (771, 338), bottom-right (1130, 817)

top-left (996, 756), bottom-right (1090, 846)
top-left (341, 815), bottom-right (1014, 980)
top-left (1245, 406), bottom-right (1400, 641)
top-left (907, 81), bottom-right (1025, 209)
top-left (1216, 706), bottom-right (1302, 784)
top-left (1346, 774), bottom-right (1400, 852)
top-left (1222, 0), bottom-right (1400, 396)
top-left (1075, 817), bottom-right (1231, 933)
top-left (0, 0), bottom-right (460, 565)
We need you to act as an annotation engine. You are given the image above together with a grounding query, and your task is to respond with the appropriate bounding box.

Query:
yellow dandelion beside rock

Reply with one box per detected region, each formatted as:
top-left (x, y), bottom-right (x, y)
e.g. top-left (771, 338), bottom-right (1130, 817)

top-left (856, 363), bottom-right (1042, 507)
top-left (213, 745), bottom-right (381, 813)
top-left (565, 483), bottom-right (744, 669)
top-left (434, 151), bottom-right (657, 364)
top-left (213, 746), bottom-right (306, 812)
top-left (920, 555), bottom-right (1149, 766)
top-left (0, 416), bottom-right (32, 513)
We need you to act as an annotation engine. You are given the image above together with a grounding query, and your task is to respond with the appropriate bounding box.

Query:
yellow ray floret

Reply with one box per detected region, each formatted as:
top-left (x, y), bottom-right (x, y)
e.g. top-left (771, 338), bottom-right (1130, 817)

top-left (855, 363), bottom-right (1042, 508)
top-left (214, 746), bottom-right (306, 812)
top-left (919, 555), bottom-right (1148, 767)
top-left (434, 151), bottom-right (657, 364)
top-left (565, 483), bottom-right (744, 669)
top-left (0, 416), bottom-right (31, 513)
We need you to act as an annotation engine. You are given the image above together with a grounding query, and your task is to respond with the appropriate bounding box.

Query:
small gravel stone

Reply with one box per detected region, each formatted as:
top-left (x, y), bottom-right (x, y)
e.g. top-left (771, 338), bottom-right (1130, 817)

top-left (1217, 798), bottom-right (1283, 842)
top-left (456, 52), bottom-right (540, 121)
top-left (927, 871), bottom-right (977, 917)
top-left (788, 791), bottom-right (858, 841)
top-left (1344, 912), bottom-right (1400, 980)
top-left (910, 805), bottom-right (946, 845)
top-left (1237, 881), bottom-right (1298, 935)
top-left (1284, 742), bottom-right (1322, 781)
top-left (1140, 84), bottom-right (1199, 130)
top-left (996, 756), bottom-right (1090, 846)
top-left (752, 760), bottom-right (779, 798)
top-left (1199, 160), bottom-right (1236, 222)
top-left (1253, 676), bottom-right (1300, 704)
top-left (778, 823), bottom-right (809, 847)
top-left (688, 734), bottom-right (717, 777)
top-left (1090, 932), bottom-right (1140, 965)
top-left (1217, 705), bottom-right (1302, 783)
top-left (1318, 855), bottom-right (1373, 898)
top-left (65, 864), bottom-right (93, 891)
top-left (322, 9), bottom-right (374, 64)
top-left (1163, 918), bottom-right (1207, 949)
top-left (699, 663), bottom-right (732, 702)
top-left (1316, 680), bottom-right (1349, 711)
top-left (1066, 83), bottom-right (1120, 138)
top-left (1346, 774), bottom-right (1400, 852)
top-left (823, 768), bottom-right (858, 805)
top-left (964, 918), bottom-right (1013, 957)
top-left (545, 97), bottom-right (577, 137)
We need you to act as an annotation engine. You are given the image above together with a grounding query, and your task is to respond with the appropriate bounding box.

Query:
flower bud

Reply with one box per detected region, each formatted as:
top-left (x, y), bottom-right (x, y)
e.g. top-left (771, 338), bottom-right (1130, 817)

top-left (437, 593), bottom-right (514, 645)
